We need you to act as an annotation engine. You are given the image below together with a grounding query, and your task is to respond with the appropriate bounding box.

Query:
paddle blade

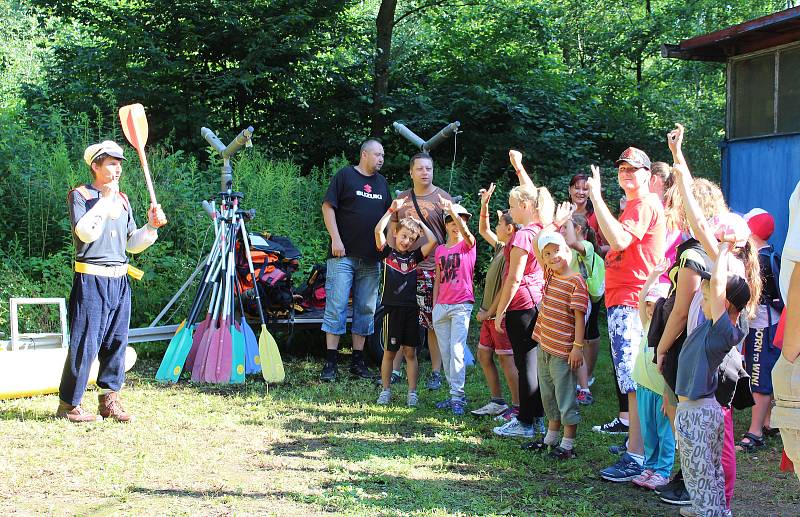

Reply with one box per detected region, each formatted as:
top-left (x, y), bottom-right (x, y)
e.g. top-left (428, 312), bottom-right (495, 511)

top-left (156, 326), bottom-right (192, 383)
top-left (241, 317), bottom-right (261, 374)
top-left (259, 324), bottom-right (285, 383)
top-left (118, 103), bottom-right (148, 149)
top-left (185, 315), bottom-right (210, 372)
top-left (231, 324), bottom-right (246, 384)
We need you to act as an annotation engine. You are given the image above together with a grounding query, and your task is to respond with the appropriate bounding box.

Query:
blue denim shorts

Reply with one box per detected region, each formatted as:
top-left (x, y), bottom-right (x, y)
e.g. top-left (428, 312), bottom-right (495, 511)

top-left (321, 256), bottom-right (380, 336)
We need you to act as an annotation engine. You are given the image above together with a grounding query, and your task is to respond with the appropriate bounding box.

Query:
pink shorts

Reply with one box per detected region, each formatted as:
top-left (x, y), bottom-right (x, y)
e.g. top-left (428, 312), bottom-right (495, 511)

top-left (478, 319), bottom-right (513, 355)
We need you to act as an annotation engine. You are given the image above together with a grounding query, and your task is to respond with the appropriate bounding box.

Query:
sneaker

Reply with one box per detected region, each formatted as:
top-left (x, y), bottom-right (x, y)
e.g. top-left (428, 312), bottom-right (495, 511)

top-left (659, 477), bottom-right (692, 506)
top-left (471, 401), bottom-right (509, 416)
top-left (592, 417), bottom-right (629, 434)
top-left (608, 437), bottom-right (629, 455)
top-left (576, 390), bottom-right (594, 405)
top-left (654, 471), bottom-right (682, 495)
top-left (56, 401), bottom-right (102, 423)
top-left (407, 391), bottom-right (418, 407)
top-left (390, 371), bottom-right (403, 384)
top-left (521, 439), bottom-right (549, 452)
top-left (349, 360), bottom-right (375, 379)
top-left (320, 361), bottom-right (337, 381)
top-left (495, 406), bottom-right (520, 422)
top-left (636, 472), bottom-right (668, 491)
top-left (435, 398), bottom-right (452, 410)
top-left (451, 399), bottom-right (466, 416)
top-left (377, 389), bottom-right (391, 405)
top-left (426, 371), bottom-right (442, 390)
top-left (98, 392), bottom-right (132, 422)
top-left (493, 417), bottom-right (535, 438)
top-left (631, 469), bottom-right (654, 488)
top-left (599, 453), bottom-right (643, 482)
top-left (679, 507), bottom-right (697, 517)
top-left (549, 446), bottom-right (577, 460)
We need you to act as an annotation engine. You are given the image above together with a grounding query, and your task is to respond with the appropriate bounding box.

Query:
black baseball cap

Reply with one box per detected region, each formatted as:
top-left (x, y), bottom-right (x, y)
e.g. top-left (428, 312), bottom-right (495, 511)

top-left (698, 271), bottom-right (751, 312)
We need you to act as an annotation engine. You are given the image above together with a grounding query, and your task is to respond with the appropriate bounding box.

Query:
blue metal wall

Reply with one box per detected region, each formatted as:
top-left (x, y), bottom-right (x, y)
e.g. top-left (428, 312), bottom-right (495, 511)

top-left (721, 133), bottom-right (800, 253)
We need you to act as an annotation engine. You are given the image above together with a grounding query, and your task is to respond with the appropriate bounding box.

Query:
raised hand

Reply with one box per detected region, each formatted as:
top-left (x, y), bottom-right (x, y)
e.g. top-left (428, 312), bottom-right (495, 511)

top-left (390, 197), bottom-right (406, 212)
top-left (438, 194), bottom-right (453, 212)
top-left (479, 183), bottom-right (496, 207)
top-left (653, 257), bottom-right (671, 277)
top-left (509, 150), bottom-right (523, 171)
top-left (586, 164), bottom-right (601, 196)
top-left (554, 201), bottom-right (575, 227)
top-left (667, 123), bottom-right (685, 156)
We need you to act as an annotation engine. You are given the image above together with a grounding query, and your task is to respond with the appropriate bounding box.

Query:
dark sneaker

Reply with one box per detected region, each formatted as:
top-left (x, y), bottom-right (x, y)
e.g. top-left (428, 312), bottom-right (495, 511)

top-left (599, 452), bottom-right (643, 482)
top-left (349, 360), bottom-right (375, 379)
top-left (56, 401), bottom-right (102, 423)
top-left (549, 446), bottom-right (577, 460)
top-left (435, 398), bottom-right (452, 410)
top-left (654, 470), bottom-right (682, 495)
top-left (592, 417), bottom-right (629, 434)
top-left (451, 399), bottom-right (466, 416)
top-left (320, 361), bottom-right (337, 381)
top-left (390, 371), bottom-right (403, 384)
top-left (521, 439), bottom-right (549, 453)
top-left (98, 392), bottom-right (132, 423)
top-left (426, 371), bottom-right (442, 390)
top-left (609, 437), bottom-right (629, 455)
top-left (659, 477), bottom-right (692, 506)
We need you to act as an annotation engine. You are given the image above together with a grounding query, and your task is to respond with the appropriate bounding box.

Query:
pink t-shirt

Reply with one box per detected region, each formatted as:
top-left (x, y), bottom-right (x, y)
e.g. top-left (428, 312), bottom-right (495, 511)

top-left (660, 228), bottom-right (685, 284)
top-left (503, 223), bottom-right (545, 311)
top-left (435, 240), bottom-right (477, 305)
top-left (604, 194), bottom-right (666, 308)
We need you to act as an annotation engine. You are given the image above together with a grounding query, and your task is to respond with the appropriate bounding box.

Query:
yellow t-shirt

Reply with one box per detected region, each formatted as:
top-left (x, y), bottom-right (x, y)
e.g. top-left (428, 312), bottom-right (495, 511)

top-left (632, 321), bottom-right (666, 394)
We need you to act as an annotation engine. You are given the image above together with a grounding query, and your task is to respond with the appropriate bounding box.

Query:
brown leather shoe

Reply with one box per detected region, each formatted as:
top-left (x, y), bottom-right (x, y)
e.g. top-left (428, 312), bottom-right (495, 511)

top-left (56, 401), bottom-right (102, 423)
top-left (98, 392), bottom-right (133, 422)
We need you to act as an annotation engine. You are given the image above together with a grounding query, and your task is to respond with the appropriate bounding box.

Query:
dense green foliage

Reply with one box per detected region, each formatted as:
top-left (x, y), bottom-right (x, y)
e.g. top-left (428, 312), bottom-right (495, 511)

top-left (0, 0), bottom-right (792, 335)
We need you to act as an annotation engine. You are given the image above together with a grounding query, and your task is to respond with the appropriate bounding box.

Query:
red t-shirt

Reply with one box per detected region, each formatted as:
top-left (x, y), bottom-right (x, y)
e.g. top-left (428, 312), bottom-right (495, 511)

top-left (586, 211), bottom-right (608, 249)
top-left (604, 194), bottom-right (666, 308)
top-left (503, 223), bottom-right (545, 311)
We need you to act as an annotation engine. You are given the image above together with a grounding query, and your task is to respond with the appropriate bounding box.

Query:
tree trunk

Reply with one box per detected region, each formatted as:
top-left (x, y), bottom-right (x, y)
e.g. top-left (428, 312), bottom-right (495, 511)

top-left (371, 0), bottom-right (397, 137)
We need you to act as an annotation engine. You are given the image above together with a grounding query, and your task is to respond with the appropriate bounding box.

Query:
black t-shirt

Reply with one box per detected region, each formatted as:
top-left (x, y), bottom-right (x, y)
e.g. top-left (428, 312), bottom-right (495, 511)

top-left (379, 247), bottom-right (424, 307)
top-left (758, 246), bottom-right (783, 310)
top-left (323, 165), bottom-right (391, 261)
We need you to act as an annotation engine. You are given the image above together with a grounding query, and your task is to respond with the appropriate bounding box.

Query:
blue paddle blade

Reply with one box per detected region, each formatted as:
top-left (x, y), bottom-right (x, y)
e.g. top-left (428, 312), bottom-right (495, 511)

top-left (241, 317), bottom-right (261, 374)
top-left (231, 323), bottom-right (246, 383)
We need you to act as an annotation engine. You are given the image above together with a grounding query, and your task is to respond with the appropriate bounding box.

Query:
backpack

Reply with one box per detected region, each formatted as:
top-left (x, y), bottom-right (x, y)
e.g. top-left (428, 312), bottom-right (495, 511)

top-left (300, 263), bottom-right (327, 310)
top-left (759, 246), bottom-right (784, 312)
top-left (574, 246), bottom-right (605, 302)
top-left (236, 232), bottom-right (301, 318)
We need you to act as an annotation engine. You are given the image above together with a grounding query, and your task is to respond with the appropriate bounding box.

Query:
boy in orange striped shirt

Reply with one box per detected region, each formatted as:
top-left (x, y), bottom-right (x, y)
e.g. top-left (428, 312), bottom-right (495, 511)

top-left (525, 208), bottom-right (590, 459)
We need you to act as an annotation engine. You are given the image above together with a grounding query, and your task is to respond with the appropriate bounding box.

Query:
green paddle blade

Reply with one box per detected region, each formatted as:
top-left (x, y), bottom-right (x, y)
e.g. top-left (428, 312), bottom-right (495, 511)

top-left (259, 324), bottom-right (285, 383)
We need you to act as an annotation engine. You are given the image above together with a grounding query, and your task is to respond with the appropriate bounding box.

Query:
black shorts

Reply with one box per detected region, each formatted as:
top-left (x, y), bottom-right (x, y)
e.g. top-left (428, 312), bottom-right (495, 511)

top-left (384, 306), bottom-right (420, 352)
top-left (586, 298), bottom-right (601, 341)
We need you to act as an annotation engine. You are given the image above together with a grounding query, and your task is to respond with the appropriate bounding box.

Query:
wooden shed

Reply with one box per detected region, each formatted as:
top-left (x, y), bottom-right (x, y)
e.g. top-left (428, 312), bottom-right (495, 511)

top-left (662, 6), bottom-right (800, 251)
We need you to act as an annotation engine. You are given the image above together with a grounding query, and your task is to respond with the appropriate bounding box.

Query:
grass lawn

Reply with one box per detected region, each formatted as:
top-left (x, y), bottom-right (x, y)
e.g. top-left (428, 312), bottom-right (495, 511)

top-left (1, 333), bottom-right (798, 516)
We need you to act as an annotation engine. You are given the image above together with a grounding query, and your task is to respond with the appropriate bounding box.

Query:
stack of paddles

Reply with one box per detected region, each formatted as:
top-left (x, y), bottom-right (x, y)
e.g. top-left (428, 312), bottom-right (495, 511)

top-left (156, 194), bottom-right (285, 384)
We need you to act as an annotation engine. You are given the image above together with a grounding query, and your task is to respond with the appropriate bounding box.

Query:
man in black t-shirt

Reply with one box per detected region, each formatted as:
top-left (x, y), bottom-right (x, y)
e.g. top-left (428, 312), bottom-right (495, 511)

top-left (320, 139), bottom-right (392, 381)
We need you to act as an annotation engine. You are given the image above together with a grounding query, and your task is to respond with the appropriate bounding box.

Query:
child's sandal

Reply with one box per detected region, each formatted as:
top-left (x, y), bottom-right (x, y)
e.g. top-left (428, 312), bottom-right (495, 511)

top-left (735, 432), bottom-right (765, 453)
top-left (521, 439), bottom-right (549, 453)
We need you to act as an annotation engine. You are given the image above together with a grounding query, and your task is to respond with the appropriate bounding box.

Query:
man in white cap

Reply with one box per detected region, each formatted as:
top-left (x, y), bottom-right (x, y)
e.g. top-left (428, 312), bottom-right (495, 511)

top-left (56, 140), bottom-right (167, 422)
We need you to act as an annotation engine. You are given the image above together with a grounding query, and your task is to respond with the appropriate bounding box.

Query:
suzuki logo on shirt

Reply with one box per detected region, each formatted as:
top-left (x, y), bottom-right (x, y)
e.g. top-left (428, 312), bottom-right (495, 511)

top-left (439, 253), bottom-right (461, 283)
top-left (356, 183), bottom-right (383, 200)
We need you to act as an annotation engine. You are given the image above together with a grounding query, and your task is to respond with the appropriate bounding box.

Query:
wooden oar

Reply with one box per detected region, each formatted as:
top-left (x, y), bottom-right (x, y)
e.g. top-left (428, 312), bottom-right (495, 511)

top-left (118, 103), bottom-right (160, 209)
top-left (240, 219), bottom-right (285, 383)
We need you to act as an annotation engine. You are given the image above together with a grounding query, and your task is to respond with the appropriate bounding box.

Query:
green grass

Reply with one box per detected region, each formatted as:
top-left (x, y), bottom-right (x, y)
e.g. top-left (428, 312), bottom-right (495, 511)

top-left (1, 339), bottom-right (797, 516)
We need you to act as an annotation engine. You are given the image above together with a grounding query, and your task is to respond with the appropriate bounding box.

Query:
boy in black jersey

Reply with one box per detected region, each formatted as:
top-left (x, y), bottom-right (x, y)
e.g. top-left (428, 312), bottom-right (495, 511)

top-left (375, 198), bottom-right (437, 406)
